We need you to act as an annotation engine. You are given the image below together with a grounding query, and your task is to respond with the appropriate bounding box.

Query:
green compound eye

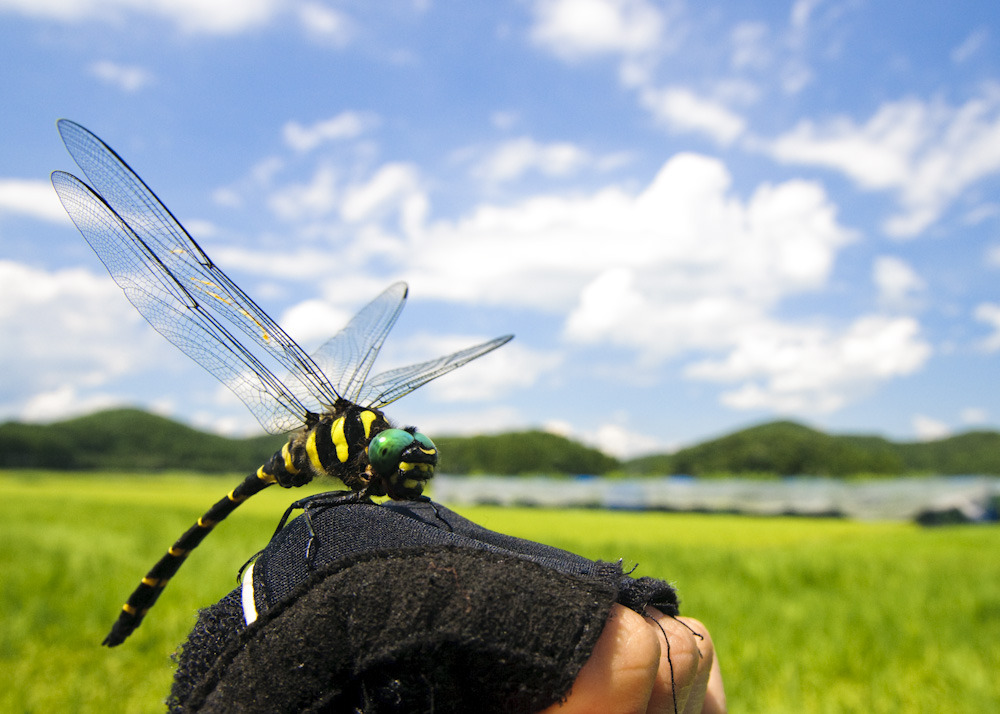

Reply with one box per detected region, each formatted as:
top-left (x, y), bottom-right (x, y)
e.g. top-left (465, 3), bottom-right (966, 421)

top-left (414, 432), bottom-right (436, 453)
top-left (368, 429), bottom-right (416, 476)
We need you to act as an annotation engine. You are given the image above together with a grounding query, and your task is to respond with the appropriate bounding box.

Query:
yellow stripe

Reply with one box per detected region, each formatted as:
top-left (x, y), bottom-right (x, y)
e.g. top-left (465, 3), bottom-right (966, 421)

top-left (332, 418), bottom-right (349, 463)
top-left (255, 466), bottom-right (277, 486)
top-left (168, 547), bottom-right (189, 557)
top-left (123, 604), bottom-right (137, 615)
top-left (306, 430), bottom-right (323, 471)
top-left (198, 517), bottom-right (217, 528)
top-left (281, 442), bottom-right (299, 475)
top-left (359, 410), bottom-right (378, 438)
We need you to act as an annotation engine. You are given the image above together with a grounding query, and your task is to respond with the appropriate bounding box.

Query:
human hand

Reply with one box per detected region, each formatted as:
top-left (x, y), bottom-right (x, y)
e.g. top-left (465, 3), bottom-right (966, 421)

top-left (171, 499), bottom-right (712, 713)
top-left (543, 606), bottom-right (726, 714)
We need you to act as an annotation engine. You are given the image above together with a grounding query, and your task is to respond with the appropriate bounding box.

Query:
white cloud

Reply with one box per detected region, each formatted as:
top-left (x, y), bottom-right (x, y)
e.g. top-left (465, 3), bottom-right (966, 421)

top-left (296, 1), bottom-right (352, 45)
top-left (283, 112), bottom-right (376, 152)
top-left (912, 414), bottom-right (951, 441)
top-left (490, 111), bottom-right (520, 131)
top-left (179, 218), bottom-right (220, 239)
top-left (687, 315), bottom-right (932, 413)
top-left (0, 0), bottom-right (285, 34)
top-left (406, 405), bottom-right (526, 439)
top-left (19, 385), bottom-right (122, 423)
top-left (267, 163), bottom-right (340, 219)
top-left (0, 260), bottom-right (166, 421)
top-left (587, 420), bottom-right (664, 459)
top-left (789, 0), bottom-right (821, 35)
top-left (640, 86), bottom-right (746, 145)
top-left (0, 179), bottom-right (68, 223)
top-left (230, 141), bottom-right (926, 417)
top-left (873, 255), bottom-right (924, 309)
top-left (528, 0), bottom-right (664, 60)
top-left (951, 27), bottom-right (989, 64)
top-left (974, 302), bottom-right (1000, 352)
top-left (730, 21), bottom-right (771, 71)
top-left (470, 137), bottom-right (591, 183)
top-left (277, 297), bottom-right (351, 348)
top-left (401, 152), bottom-right (853, 324)
top-left (406, 338), bottom-right (558, 403)
top-left (766, 87), bottom-right (1000, 237)
top-left (88, 60), bottom-right (154, 91)
top-left (340, 163), bottom-right (426, 228)
top-left (960, 407), bottom-right (989, 425)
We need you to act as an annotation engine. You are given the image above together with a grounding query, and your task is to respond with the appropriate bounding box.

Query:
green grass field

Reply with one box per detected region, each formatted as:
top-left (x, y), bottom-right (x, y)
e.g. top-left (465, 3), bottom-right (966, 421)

top-left (1, 471), bottom-right (997, 712)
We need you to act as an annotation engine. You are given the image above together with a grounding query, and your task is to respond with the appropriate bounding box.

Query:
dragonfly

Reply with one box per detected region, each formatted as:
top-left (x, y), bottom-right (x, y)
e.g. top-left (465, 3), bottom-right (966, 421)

top-left (50, 119), bottom-right (512, 646)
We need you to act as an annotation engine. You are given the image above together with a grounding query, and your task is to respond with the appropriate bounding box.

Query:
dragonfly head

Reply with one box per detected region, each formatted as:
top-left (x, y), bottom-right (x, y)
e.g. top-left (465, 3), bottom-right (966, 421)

top-left (367, 427), bottom-right (437, 499)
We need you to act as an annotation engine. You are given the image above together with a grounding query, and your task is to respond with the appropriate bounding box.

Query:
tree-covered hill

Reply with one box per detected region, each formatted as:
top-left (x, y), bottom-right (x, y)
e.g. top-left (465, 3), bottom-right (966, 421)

top-left (0, 408), bottom-right (284, 472)
top-left (434, 431), bottom-right (618, 475)
top-left (0, 409), bottom-right (612, 475)
top-left (624, 421), bottom-right (905, 476)
top-left (5, 409), bottom-right (1000, 476)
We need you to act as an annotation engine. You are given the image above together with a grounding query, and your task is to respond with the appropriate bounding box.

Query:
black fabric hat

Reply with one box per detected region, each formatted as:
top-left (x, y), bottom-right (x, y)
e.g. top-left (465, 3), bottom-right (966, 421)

top-left (169, 497), bottom-right (678, 713)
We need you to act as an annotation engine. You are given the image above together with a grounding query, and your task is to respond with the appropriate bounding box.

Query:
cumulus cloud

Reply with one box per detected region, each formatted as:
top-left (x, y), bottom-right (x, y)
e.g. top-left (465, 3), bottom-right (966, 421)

top-left (0, 260), bottom-right (166, 421)
top-left (587, 419), bottom-right (665, 459)
top-left (221, 137), bottom-right (927, 418)
top-left (0, 0), bottom-right (284, 34)
top-left (951, 27), bottom-right (989, 64)
top-left (296, 1), bottom-right (352, 45)
top-left (19, 384), bottom-right (123, 423)
top-left (974, 302), bottom-right (1000, 352)
top-left (960, 407), bottom-right (989, 425)
top-left (765, 87), bottom-right (1000, 237)
top-left (283, 112), bottom-right (377, 152)
top-left (88, 60), bottom-right (154, 91)
top-left (639, 86), bottom-right (747, 145)
top-left (528, 0), bottom-right (664, 60)
top-left (687, 316), bottom-right (932, 413)
top-left (392, 337), bottom-right (558, 404)
top-left (267, 164), bottom-right (340, 220)
top-left (912, 414), bottom-right (951, 441)
top-left (730, 21), bottom-right (771, 71)
top-left (0, 179), bottom-right (68, 223)
top-left (873, 255), bottom-right (924, 309)
top-left (340, 163), bottom-right (425, 223)
top-left (470, 137), bottom-right (591, 183)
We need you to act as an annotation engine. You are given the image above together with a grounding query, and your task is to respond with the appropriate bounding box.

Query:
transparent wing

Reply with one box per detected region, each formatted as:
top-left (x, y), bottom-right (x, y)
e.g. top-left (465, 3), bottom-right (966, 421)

top-left (51, 170), bottom-right (317, 433)
top-left (53, 120), bottom-right (342, 432)
top-left (359, 335), bottom-right (514, 408)
top-left (307, 282), bottom-right (409, 403)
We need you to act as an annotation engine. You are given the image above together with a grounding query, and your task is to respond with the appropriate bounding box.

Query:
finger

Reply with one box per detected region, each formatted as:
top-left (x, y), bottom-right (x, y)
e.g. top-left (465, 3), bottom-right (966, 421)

top-left (697, 624), bottom-right (726, 714)
top-left (641, 610), bottom-right (701, 714)
top-left (540, 604), bottom-right (661, 714)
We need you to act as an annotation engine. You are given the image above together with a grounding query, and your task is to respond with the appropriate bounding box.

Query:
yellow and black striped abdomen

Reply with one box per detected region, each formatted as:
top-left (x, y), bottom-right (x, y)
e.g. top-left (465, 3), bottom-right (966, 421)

top-left (102, 437), bottom-right (321, 646)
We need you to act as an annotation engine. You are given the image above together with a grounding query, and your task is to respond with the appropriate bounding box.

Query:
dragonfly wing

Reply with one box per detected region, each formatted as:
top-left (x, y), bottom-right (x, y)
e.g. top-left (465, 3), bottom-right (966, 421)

top-left (51, 170), bottom-right (309, 434)
top-left (55, 119), bottom-right (341, 418)
top-left (307, 282), bottom-right (408, 404)
top-left (358, 334), bottom-right (514, 409)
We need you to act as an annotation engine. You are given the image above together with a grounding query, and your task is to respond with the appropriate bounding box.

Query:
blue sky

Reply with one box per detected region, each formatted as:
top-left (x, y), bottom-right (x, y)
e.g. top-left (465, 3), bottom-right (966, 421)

top-left (2, 1), bottom-right (999, 458)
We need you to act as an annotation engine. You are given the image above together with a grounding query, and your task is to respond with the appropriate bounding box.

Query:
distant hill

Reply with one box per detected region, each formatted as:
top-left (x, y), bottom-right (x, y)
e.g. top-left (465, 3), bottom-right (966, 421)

top-left (624, 421), bottom-right (904, 476)
top-left (434, 431), bottom-right (618, 475)
top-left (0, 408), bottom-right (284, 472)
top-left (624, 420), bottom-right (1000, 477)
top-left (4, 409), bottom-right (1000, 477)
top-left (0, 409), bottom-right (614, 476)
